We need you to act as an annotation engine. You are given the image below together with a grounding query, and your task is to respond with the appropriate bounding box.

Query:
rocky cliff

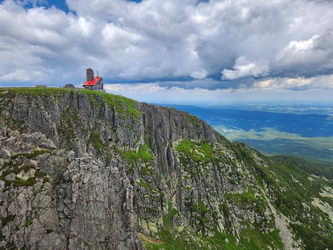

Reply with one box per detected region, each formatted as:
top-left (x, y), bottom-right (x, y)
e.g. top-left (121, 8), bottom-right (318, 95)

top-left (0, 88), bottom-right (332, 250)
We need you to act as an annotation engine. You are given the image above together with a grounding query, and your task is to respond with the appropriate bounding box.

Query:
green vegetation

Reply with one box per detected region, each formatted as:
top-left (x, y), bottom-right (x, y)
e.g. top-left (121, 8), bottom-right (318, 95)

top-left (2, 214), bottom-right (16, 227)
top-left (58, 107), bottom-right (83, 143)
top-left (35, 169), bottom-right (47, 178)
top-left (232, 143), bottom-right (333, 250)
top-left (25, 219), bottom-right (33, 227)
top-left (0, 87), bottom-right (73, 96)
top-left (144, 227), bottom-right (283, 250)
top-left (1, 88), bottom-right (333, 249)
top-left (1, 87), bottom-right (141, 119)
top-left (163, 201), bottom-right (179, 230)
top-left (89, 131), bottom-right (105, 151)
top-left (0, 158), bottom-right (49, 188)
top-left (13, 177), bottom-right (36, 187)
top-left (0, 232), bottom-right (5, 241)
top-left (81, 89), bottom-right (141, 119)
top-left (291, 223), bottom-right (333, 250)
top-left (0, 114), bottom-right (29, 132)
top-left (239, 228), bottom-right (283, 250)
top-left (176, 140), bottom-right (216, 162)
top-left (214, 126), bottom-right (333, 164)
top-left (170, 140), bottom-right (284, 249)
top-left (142, 201), bottom-right (223, 250)
top-left (270, 155), bottom-right (333, 180)
top-left (117, 143), bottom-right (153, 164)
top-left (186, 113), bottom-right (201, 128)
top-left (226, 188), bottom-right (257, 203)
top-left (11, 150), bottom-right (50, 160)
top-left (136, 179), bottom-right (156, 191)
top-left (225, 187), bottom-right (267, 214)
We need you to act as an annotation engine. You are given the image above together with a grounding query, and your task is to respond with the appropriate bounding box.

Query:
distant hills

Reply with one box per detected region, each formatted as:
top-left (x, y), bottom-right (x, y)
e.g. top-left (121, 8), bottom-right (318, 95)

top-left (270, 155), bottom-right (333, 180)
top-left (165, 104), bottom-right (333, 164)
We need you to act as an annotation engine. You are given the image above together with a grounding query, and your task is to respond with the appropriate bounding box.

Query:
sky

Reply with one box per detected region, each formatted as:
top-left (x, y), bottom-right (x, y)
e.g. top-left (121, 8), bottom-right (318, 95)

top-left (0, 0), bottom-right (333, 105)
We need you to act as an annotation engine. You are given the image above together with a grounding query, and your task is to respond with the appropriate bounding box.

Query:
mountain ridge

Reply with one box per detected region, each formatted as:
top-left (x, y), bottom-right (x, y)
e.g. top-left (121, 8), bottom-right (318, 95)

top-left (0, 88), bottom-right (332, 249)
top-left (270, 155), bottom-right (333, 180)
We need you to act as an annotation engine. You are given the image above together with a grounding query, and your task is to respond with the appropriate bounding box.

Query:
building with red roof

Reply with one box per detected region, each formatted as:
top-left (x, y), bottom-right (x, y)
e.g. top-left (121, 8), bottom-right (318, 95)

top-left (83, 68), bottom-right (104, 90)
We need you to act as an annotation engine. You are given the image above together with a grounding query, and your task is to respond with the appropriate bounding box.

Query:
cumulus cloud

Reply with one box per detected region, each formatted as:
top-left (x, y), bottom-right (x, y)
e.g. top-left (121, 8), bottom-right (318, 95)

top-left (221, 57), bottom-right (269, 80)
top-left (276, 31), bottom-right (333, 76)
top-left (104, 83), bottom-right (333, 105)
top-left (0, 0), bottom-right (333, 91)
top-left (253, 74), bottom-right (333, 91)
top-left (190, 69), bottom-right (208, 79)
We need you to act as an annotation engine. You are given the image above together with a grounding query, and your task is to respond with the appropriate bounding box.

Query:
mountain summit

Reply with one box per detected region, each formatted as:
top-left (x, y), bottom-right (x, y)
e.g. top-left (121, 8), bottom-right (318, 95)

top-left (0, 88), bottom-right (332, 249)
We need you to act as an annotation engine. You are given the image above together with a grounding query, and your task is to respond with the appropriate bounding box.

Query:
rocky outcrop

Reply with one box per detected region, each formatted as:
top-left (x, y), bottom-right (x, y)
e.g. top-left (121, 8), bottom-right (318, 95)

top-left (0, 88), bottom-right (332, 249)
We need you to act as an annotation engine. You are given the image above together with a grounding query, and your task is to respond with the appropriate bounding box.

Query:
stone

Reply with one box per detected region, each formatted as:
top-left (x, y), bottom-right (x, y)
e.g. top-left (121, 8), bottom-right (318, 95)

top-left (0, 89), bottom-right (331, 250)
top-left (0, 149), bottom-right (11, 159)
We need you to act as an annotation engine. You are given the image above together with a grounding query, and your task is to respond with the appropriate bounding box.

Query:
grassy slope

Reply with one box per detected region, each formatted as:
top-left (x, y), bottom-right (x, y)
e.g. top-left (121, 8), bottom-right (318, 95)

top-left (142, 140), bottom-right (333, 250)
top-left (0, 87), bottom-right (141, 118)
top-left (270, 155), bottom-right (333, 180)
top-left (232, 144), bottom-right (333, 250)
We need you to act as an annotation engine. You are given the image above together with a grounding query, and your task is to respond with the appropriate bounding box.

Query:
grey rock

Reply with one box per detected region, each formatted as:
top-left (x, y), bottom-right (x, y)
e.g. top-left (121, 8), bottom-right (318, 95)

top-left (0, 89), bottom-right (321, 250)
top-left (0, 149), bottom-right (11, 159)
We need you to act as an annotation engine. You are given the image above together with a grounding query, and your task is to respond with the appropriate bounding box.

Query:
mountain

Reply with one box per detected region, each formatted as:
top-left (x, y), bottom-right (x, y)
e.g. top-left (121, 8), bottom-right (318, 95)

top-left (0, 88), bottom-right (332, 250)
top-left (270, 155), bottom-right (333, 180)
top-left (164, 105), bottom-right (333, 164)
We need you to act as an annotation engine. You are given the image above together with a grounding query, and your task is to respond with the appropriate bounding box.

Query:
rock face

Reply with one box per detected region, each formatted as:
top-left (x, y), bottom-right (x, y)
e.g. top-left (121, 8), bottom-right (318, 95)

top-left (0, 88), bottom-right (332, 250)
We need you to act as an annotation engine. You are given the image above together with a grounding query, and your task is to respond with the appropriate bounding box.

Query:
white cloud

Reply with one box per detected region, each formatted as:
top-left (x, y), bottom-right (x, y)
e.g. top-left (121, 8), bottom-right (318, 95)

top-left (253, 74), bottom-right (333, 90)
top-left (0, 0), bottom-right (333, 93)
top-left (222, 57), bottom-right (269, 80)
top-left (190, 69), bottom-right (208, 79)
top-left (0, 69), bottom-right (46, 81)
top-left (105, 83), bottom-right (239, 105)
top-left (104, 83), bottom-right (333, 105)
top-left (276, 31), bottom-right (333, 74)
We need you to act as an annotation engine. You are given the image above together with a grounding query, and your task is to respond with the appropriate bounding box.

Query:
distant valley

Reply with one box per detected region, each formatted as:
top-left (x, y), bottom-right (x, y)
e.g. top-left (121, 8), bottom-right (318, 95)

top-left (165, 104), bottom-right (333, 165)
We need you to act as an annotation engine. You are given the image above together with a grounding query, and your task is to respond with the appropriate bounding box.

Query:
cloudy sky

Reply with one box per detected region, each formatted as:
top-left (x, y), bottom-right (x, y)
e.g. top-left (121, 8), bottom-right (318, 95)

top-left (0, 0), bottom-right (333, 104)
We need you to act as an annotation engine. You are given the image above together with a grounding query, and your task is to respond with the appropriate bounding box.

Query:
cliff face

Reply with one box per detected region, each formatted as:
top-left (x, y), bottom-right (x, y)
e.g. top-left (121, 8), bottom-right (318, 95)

top-left (0, 88), bottom-right (332, 250)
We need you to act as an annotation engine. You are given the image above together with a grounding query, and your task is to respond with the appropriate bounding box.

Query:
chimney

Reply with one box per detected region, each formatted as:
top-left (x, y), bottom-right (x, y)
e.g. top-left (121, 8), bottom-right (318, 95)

top-left (86, 68), bottom-right (94, 81)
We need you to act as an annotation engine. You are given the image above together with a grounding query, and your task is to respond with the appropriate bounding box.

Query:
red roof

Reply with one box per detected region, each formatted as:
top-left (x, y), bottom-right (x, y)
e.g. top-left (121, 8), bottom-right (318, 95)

top-left (83, 76), bottom-right (103, 86)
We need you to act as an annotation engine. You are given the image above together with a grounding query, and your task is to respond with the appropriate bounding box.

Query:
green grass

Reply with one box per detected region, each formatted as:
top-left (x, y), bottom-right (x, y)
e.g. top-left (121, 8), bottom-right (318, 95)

top-left (80, 89), bottom-right (141, 118)
top-left (25, 219), bottom-right (33, 226)
top-left (89, 131), bottom-right (105, 151)
top-left (239, 228), bottom-right (284, 250)
top-left (143, 201), bottom-right (221, 250)
top-left (1, 87), bottom-right (142, 119)
top-left (176, 140), bottom-right (215, 162)
top-left (171, 140), bottom-right (284, 249)
top-left (270, 155), bottom-right (333, 180)
top-left (2, 214), bottom-right (16, 227)
top-left (225, 187), bottom-right (256, 203)
top-left (291, 223), bottom-right (333, 250)
top-left (0, 113), bottom-right (29, 132)
top-left (117, 143), bottom-right (153, 164)
top-left (13, 177), bottom-right (36, 187)
top-left (0, 158), bottom-right (49, 188)
top-left (11, 150), bottom-right (50, 160)
top-left (144, 227), bottom-right (283, 250)
top-left (0, 87), bottom-right (73, 96)
top-left (231, 142), bottom-right (333, 249)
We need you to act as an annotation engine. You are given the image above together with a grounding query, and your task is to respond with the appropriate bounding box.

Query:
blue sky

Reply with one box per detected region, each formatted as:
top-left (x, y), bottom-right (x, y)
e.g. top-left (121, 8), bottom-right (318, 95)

top-left (0, 0), bottom-right (333, 104)
top-left (0, 0), bottom-right (70, 12)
